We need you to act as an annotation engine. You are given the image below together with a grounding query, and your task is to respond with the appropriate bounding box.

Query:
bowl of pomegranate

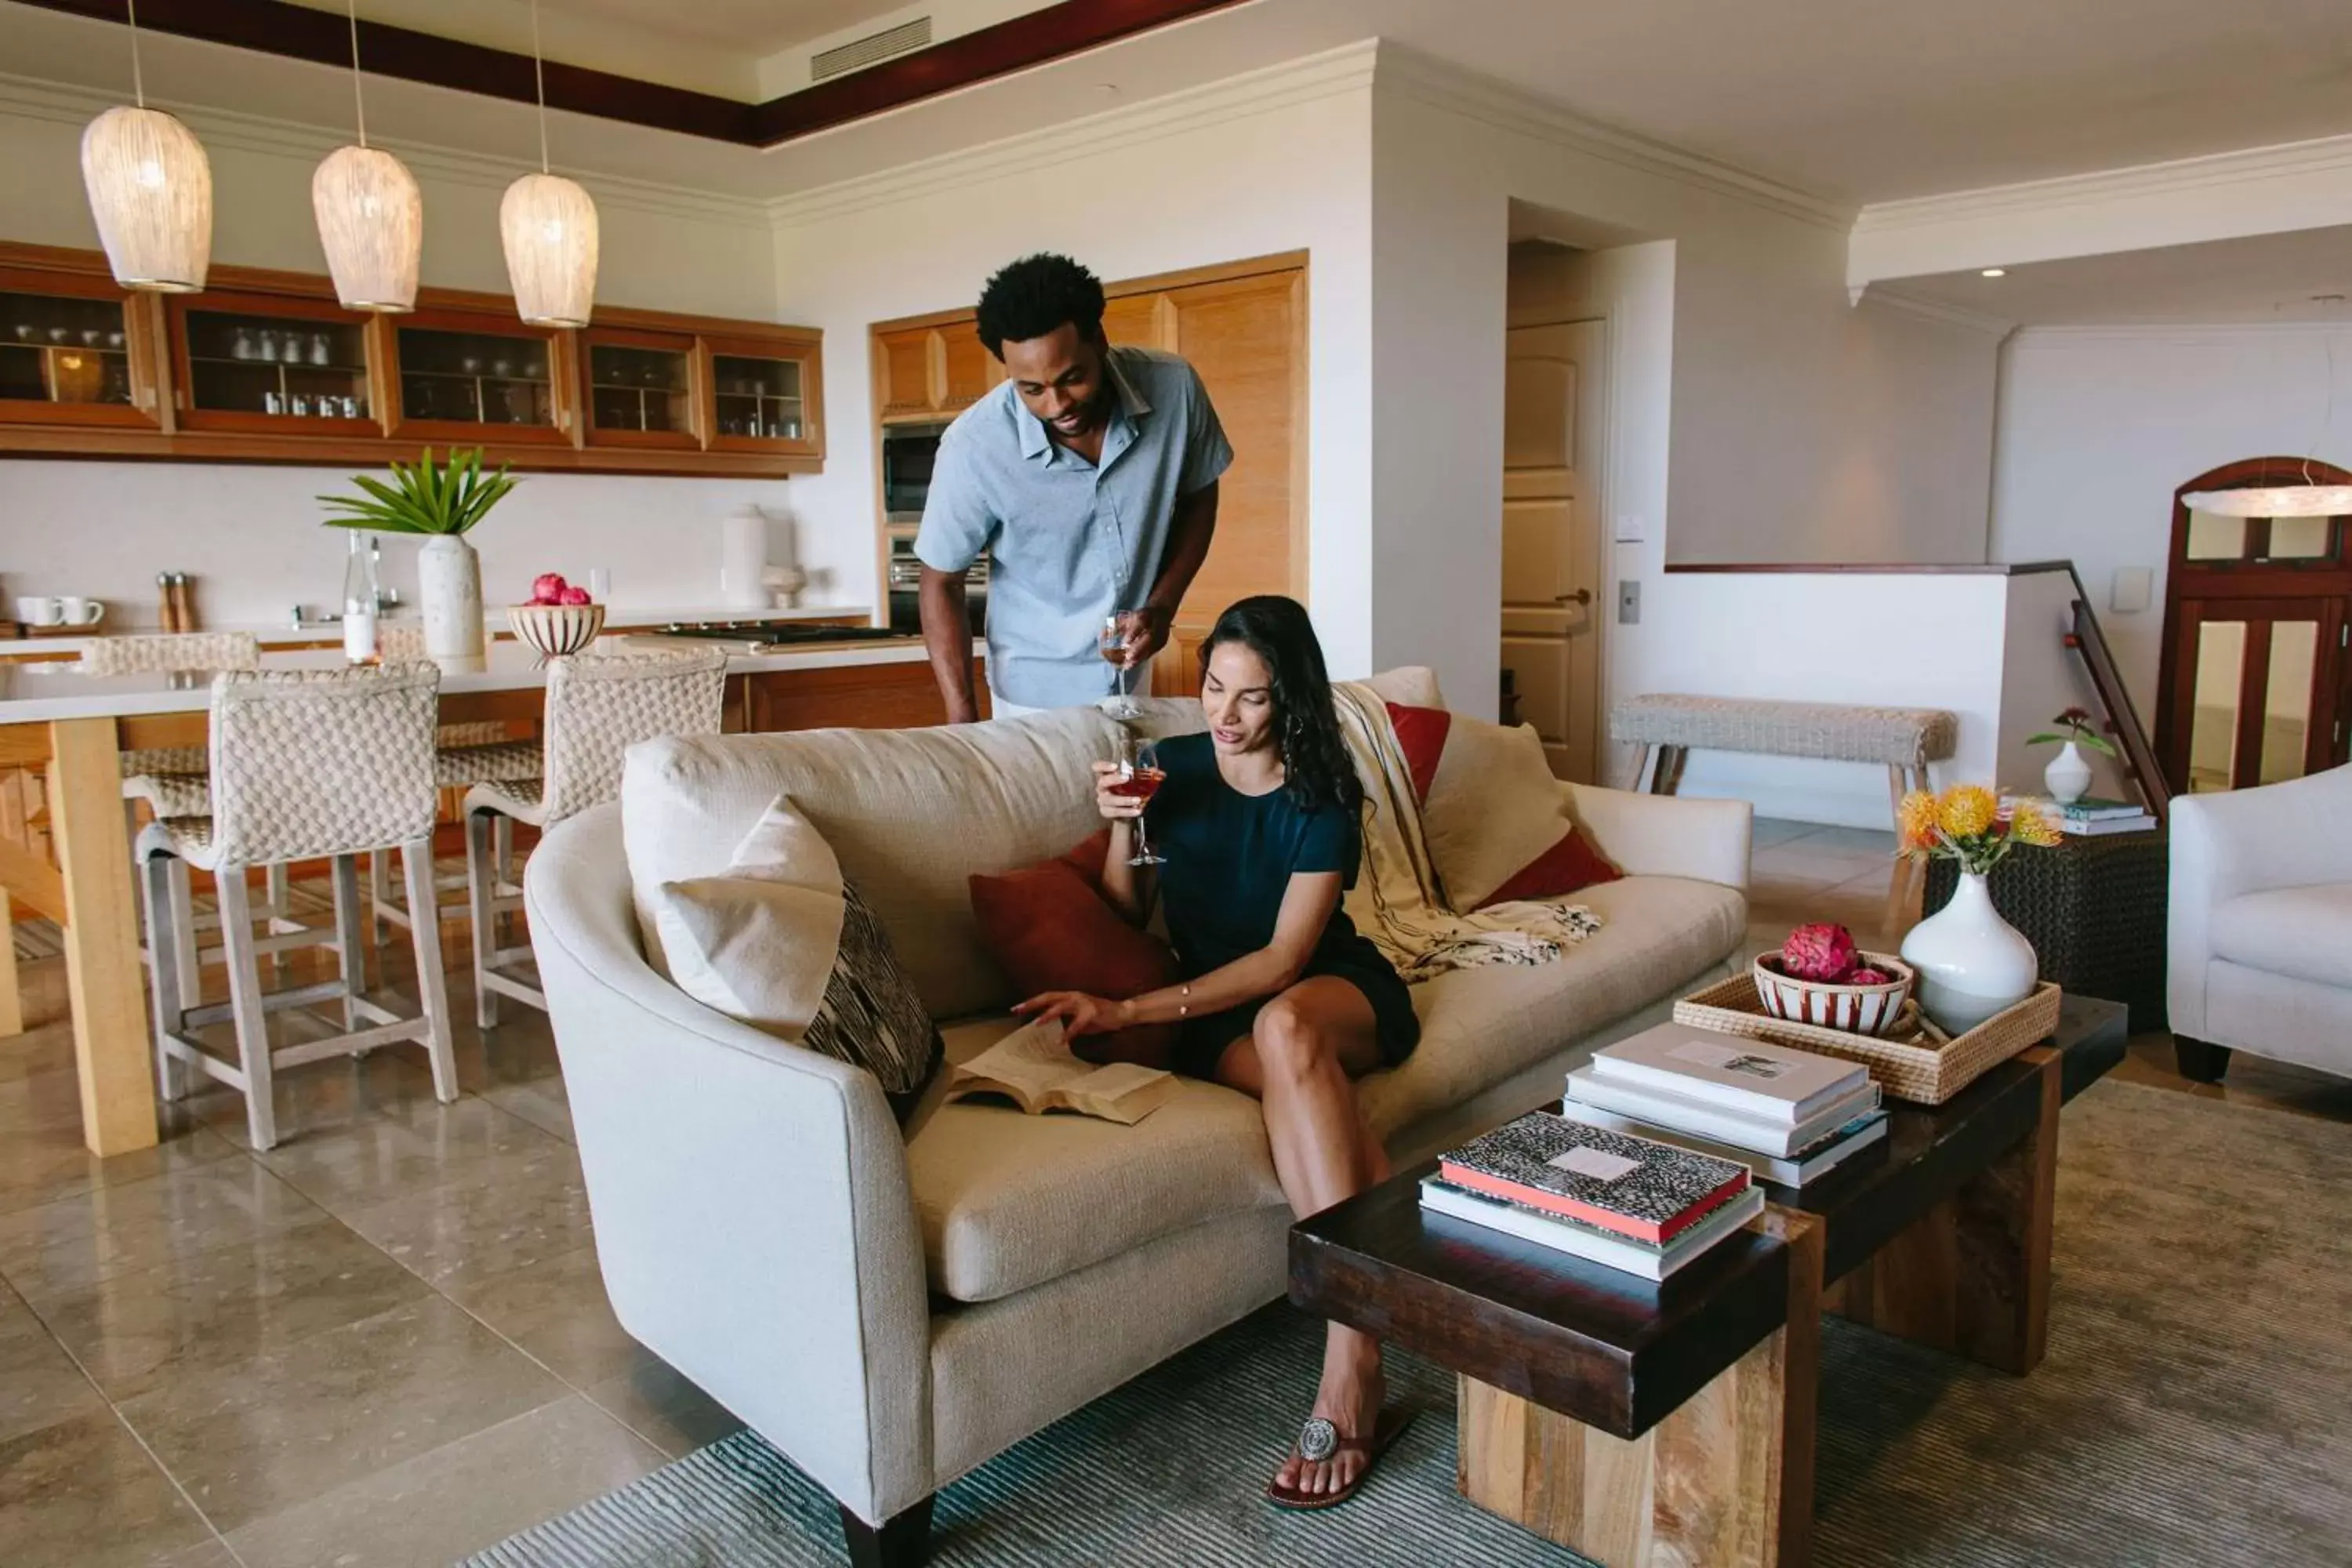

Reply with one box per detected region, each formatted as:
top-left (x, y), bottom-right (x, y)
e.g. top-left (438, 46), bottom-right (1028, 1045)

top-left (1752, 924), bottom-right (1915, 1036)
top-left (508, 573), bottom-right (604, 656)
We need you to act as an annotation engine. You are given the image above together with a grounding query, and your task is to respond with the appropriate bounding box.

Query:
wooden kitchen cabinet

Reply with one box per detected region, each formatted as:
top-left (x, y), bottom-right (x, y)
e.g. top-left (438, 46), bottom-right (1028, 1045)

top-left (0, 263), bottom-right (160, 431)
top-left (875, 318), bottom-right (1001, 422)
top-left (0, 241), bottom-right (824, 477)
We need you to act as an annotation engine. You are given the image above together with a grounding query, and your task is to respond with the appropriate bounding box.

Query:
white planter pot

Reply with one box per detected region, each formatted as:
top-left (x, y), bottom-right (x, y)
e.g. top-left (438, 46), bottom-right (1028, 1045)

top-left (418, 535), bottom-right (485, 660)
top-left (1900, 869), bottom-right (2038, 1036)
top-left (2043, 740), bottom-right (2092, 804)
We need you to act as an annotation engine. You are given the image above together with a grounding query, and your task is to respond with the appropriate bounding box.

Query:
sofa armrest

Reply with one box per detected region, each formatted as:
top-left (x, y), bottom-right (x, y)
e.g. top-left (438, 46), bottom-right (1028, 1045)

top-left (1563, 782), bottom-right (1752, 891)
top-left (526, 808), bottom-right (933, 1526)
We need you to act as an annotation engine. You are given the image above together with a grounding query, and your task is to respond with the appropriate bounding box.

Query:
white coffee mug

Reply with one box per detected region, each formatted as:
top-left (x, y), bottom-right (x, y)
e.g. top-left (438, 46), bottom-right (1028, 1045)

top-left (57, 597), bottom-right (105, 626)
top-left (14, 596), bottom-right (63, 626)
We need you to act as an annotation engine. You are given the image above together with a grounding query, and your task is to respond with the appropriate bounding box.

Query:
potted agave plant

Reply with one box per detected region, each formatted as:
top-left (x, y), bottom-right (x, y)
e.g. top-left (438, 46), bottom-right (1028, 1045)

top-left (1896, 785), bottom-right (2060, 1035)
top-left (2024, 706), bottom-right (2115, 804)
top-left (320, 448), bottom-right (517, 660)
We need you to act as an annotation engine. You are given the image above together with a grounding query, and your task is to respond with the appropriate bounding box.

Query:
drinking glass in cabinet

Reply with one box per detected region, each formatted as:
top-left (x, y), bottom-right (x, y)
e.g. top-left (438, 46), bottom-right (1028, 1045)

top-left (711, 352), bottom-right (804, 441)
top-left (397, 325), bottom-right (556, 430)
top-left (589, 343), bottom-right (689, 434)
top-left (185, 310), bottom-right (369, 421)
top-left (0, 289), bottom-right (136, 408)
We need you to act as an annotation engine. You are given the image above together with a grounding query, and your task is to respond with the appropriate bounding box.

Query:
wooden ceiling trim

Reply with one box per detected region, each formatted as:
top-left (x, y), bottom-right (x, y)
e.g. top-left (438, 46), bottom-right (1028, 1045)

top-left (13, 0), bottom-right (1252, 149)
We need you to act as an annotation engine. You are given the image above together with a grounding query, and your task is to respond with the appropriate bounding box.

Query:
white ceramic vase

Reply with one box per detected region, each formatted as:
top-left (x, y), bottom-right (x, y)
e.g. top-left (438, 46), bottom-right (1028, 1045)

top-left (1900, 869), bottom-right (2038, 1036)
top-left (2043, 739), bottom-right (2092, 804)
top-left (418, 535), bottom-right (485, 659)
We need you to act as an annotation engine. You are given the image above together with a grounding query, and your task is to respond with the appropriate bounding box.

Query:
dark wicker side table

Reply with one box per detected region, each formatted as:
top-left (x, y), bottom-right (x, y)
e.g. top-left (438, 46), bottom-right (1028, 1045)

top-left (1924, 827), bottom-right (2169, 1033)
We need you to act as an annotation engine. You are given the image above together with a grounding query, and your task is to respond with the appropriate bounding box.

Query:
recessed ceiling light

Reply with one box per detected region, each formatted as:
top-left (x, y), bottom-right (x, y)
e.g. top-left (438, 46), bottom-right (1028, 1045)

top-left (1980, 267), bottom-right (2008, 278)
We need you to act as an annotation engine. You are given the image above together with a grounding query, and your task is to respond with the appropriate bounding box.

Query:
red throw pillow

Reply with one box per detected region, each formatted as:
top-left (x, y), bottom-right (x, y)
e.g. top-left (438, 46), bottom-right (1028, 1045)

top-left (969, 848), bottom-right (1180, 1068)
top-left (1385, 700), bottom-right (1623, 908)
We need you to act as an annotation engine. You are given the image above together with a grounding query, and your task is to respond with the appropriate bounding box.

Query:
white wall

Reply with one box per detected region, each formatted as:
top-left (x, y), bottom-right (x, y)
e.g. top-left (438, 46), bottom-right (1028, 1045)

top-left (768, 47), bottom-right (1377, 674)
top-left (0, 94), bottom-right (833, 630)
top-left (1368, 57), bottom-right (2006, 743)
top-left (1988, 323), bottom-right (2352, 714)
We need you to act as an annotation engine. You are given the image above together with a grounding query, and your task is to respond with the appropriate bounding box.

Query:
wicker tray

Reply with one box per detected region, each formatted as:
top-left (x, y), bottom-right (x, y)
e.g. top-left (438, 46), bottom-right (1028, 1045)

top-left (1673, 975), bottom-right (2063, 1105)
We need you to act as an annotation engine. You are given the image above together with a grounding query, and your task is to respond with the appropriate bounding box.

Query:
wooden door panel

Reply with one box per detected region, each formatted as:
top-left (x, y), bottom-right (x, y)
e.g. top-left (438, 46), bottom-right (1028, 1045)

top-left (1503, 342), bottom-right (1576, 470)
top-left (1102, 292), bottom-right (1169, 350)
top-left (1164, 271), bottom-right (1301, 622)
top-left (1502, 495), bottom-right (1573, 604)
top-left (938, 325), bottom-right (996, 408)
top-left (877, 327), bottom-right (935, 419)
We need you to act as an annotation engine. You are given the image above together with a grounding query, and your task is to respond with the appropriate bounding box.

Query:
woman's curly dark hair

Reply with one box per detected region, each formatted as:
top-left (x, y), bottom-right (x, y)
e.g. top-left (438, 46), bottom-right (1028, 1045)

top-left (975, 253), bottom-right (1105, 359)
top-left (1200, 596), bottom-right (1362, 820)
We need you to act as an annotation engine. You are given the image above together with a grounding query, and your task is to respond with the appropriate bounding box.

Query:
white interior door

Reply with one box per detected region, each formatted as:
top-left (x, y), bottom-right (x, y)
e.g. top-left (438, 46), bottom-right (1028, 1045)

top-left (1500, 320), bottom-right (1605, 782)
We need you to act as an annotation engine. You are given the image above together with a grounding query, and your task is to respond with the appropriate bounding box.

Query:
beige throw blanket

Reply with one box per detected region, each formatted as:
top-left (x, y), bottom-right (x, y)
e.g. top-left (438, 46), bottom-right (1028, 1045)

top-left (1334, 683), bottom-right (1600, 982)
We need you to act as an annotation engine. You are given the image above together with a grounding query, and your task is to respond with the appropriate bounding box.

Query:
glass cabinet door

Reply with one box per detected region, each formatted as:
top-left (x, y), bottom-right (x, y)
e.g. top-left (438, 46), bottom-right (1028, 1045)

top-left (390, 313), bottom-right (570, 445)
top-left (169, 292), bottom-right (377, 434)
top-left (702, 334), bottom-right (821, 458)
top-left (582, 328), bottom-right (697, 449)
top-left (0, 271), bottom-right (154, 429)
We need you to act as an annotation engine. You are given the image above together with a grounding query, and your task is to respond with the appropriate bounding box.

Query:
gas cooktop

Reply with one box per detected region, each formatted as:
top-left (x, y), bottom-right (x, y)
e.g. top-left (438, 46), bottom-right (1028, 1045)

top-left (655, 621), bottom-right (909, 645)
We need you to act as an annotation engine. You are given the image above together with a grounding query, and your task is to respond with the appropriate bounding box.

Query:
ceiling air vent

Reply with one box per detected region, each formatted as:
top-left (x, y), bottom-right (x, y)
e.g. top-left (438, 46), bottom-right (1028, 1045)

top-left (811, 18), bottom-right (933, 82)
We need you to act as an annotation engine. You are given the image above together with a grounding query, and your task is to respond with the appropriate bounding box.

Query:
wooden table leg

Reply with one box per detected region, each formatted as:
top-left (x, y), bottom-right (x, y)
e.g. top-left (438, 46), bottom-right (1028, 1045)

top-left (1457, 1210), bottom-right (1824, 1566)
top-left (0, 895), bottom-right (22, 1038)
top-left (1824, 1048), bottom-right (2060, 1375)
top-left (48, 717), bottom-right (158, 1156)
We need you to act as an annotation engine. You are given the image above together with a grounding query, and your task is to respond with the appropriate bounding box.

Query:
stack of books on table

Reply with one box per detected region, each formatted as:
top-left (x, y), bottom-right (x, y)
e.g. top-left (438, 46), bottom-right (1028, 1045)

top-left (1418, 1110), bottom-right (1766, 1281)
top-left (1562, 1023), bottom-right (1889, 1189)
top-left (2003, 793), bottom-right (2157, 836)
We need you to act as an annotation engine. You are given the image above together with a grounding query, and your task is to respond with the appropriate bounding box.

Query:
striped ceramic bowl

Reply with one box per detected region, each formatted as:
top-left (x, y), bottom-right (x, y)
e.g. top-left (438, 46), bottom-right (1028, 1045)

top-left (507, 602), bottom-right (604, 656)
top-left (1752, 950), bottom-right (1915, 1036)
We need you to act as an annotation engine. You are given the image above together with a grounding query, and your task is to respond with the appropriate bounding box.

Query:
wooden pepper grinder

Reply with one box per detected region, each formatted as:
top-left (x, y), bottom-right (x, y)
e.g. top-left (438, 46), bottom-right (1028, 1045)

top-left (157, 572), bottom-right (180, 633)
top-left (171, 573), bottom-right (199, 632)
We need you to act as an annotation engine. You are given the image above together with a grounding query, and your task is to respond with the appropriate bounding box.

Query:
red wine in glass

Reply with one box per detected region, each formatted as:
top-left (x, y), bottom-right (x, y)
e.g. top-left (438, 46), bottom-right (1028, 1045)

top-left (1114, 737), bottom-right (1166, 866)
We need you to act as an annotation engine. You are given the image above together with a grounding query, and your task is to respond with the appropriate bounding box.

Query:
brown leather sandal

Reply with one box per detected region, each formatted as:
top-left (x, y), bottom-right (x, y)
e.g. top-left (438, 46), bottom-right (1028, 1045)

top-left (1264, 1406), bottom-right (1416, 1511)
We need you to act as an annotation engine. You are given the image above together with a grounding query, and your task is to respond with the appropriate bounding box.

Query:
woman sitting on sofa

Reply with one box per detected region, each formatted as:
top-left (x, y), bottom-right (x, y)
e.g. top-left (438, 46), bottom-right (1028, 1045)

top-left (1017, 593), bottom-right (1417, 1511)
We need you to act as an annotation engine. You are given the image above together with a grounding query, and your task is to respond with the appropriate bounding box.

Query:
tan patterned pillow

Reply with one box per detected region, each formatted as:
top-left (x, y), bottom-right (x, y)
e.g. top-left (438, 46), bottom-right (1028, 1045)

top-left (653, 795), bottom-right (942, 1117)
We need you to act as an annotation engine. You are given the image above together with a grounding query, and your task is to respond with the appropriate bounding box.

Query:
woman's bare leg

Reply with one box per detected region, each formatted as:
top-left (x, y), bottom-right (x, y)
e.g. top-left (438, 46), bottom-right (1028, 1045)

top-left (1214, 977), bottom-right (1391, 1499)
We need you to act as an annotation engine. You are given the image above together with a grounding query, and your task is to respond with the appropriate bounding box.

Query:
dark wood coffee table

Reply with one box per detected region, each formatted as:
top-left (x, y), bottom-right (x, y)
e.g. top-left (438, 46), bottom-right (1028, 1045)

top-left (1290, 994), bottom-right (2127, 1567)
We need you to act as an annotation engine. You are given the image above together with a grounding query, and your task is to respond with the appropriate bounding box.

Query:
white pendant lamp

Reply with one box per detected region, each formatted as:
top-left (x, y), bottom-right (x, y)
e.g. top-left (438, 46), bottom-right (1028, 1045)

top-left (313, 2), bottom-right (421, 312)
top-left (80, 0), bottom-right (212, 293)
top-left (500, 0), bottom-right (598, 328)
top-left (2180, 483), bottom-right (2352, 518)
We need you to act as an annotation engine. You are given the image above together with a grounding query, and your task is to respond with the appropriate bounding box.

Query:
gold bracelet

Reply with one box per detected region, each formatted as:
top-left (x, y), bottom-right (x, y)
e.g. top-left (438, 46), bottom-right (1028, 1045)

top-left (1178, 983), bottom-right (1191, 1019)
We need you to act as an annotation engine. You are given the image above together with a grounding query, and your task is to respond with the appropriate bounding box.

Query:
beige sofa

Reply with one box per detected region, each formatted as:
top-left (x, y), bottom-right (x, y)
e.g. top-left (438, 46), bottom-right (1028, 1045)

top-left (524, 670), bottom-right (1751, 1565)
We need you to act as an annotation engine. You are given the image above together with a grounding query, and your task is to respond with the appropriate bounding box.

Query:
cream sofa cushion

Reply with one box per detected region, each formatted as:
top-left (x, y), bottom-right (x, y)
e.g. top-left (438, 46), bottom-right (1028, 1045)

top-left (624, 706), bottom-right (1116, 1018)
top-left (650, 796), bottom-right (846, 1033)
top-left (903, 1018), bottom-right (1285, 1302)
top-left (2210, 884), bottom-right (2352, 990)
top-left (1358, 873), bottom-right (1746, 1139)
top-left (1421, 714), bottom-right (1584, 909)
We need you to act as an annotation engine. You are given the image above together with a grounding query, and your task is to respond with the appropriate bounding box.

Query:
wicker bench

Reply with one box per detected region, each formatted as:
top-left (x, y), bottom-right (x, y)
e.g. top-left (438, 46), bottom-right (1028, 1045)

top-left (1611, 693), bottom-right (1959, 913)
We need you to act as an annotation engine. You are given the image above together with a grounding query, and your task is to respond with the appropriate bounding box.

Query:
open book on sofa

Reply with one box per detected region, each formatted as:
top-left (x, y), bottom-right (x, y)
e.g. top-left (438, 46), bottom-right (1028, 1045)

top-left (945, 1018), bottom-right (1174, 1124)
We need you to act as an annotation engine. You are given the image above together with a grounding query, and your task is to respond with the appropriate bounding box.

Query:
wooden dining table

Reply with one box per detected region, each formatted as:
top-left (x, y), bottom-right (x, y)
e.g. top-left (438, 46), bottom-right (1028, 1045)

top-left (0, 635), bottom-right (953, 1155)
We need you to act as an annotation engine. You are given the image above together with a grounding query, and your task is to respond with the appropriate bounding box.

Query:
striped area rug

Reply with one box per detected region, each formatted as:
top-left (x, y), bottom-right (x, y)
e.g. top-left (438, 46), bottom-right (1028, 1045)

top-left (468, 1081), bottom-right (2352, 1567)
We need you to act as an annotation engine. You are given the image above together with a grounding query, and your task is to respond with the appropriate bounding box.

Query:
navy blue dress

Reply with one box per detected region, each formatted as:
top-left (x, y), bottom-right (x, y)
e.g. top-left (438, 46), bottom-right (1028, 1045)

top-left (1143, 731), bottom-right (1420, 1078)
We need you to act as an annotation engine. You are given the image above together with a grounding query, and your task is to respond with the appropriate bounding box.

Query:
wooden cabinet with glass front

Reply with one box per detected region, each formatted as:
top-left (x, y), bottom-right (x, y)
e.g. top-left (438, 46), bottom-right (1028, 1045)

top-left (0, 241), bottom-right (824, 477)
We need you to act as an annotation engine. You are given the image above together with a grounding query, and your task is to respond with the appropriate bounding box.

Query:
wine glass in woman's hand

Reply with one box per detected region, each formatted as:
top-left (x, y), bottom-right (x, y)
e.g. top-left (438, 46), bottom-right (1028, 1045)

top-left (1108, 735), bottom-right (1167, 867)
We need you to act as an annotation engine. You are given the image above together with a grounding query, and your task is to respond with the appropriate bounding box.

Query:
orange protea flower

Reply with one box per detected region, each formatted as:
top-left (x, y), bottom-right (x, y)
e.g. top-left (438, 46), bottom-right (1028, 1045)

top-left (1896, 789), bottom-right (1940, 851)
top-left (2007, 800), bottom-right (2063, 848)
top-left (1936, 784), bottom-right (1998, 839)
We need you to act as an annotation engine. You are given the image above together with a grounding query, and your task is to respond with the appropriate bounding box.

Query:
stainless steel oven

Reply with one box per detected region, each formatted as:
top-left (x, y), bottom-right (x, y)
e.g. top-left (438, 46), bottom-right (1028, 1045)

top-left (880, 419), bottom-right (953, 524)
top-left (887, 529), bottom-right (985, 634)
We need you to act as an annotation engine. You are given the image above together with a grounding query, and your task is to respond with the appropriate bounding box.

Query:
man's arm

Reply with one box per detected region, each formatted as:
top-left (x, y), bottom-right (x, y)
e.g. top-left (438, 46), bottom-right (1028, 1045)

top-left (919, 567), bottom-right (980, 724)
top-left (1121, 479), bottom-right (1218, 669)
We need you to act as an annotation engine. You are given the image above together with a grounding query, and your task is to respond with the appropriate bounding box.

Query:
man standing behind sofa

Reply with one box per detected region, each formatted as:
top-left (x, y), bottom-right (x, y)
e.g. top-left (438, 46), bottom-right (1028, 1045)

top-left (917, 252), bottom-right (1232, 722)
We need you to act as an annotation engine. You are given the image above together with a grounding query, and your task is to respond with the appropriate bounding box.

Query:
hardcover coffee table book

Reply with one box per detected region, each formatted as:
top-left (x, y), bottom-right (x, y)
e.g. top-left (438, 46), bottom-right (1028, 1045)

top-left (1566, 1022), bottom-right (1889, 1171)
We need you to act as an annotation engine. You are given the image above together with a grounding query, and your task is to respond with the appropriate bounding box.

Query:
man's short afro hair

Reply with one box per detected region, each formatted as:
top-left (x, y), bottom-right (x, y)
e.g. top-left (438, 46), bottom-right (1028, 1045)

top-left (975, 253), bottom-right (1106, 359)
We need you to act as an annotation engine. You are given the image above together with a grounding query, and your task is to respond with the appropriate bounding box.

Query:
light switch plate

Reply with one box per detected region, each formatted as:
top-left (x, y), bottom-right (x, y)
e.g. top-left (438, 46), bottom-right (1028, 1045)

top-left (1617, 579), bottom-right (1641, 625)
top-left (1613, 513), bottom-right (1646, 543)
top-left (2110, 566), bottom-right (2153, 615)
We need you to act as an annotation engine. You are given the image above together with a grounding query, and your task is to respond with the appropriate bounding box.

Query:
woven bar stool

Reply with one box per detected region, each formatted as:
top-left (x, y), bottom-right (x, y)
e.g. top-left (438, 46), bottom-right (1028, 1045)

top-left (464, 648), bottom-right (727, 1027)
top-left (366, 619), bottom-right (544, 957)
top-left (137, 663), bottom-right (457, 1151)
top-left (79, 632), bottom-right (292, 992)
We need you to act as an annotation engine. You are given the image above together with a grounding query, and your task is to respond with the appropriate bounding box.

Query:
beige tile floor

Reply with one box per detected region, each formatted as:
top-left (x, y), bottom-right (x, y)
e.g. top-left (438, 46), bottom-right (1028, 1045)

top-left (3, 822), bottom-right (2347, 1566)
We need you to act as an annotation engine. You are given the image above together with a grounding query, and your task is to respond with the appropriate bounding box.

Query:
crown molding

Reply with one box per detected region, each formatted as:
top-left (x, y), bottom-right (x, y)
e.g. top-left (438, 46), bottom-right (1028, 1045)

top-left (1857, 286), bottom-right (2016, 338)
top-left (1855, 131), bottom-right (2352, 236)
top-left (0, 74), bottom-right (771, 229)
top-left (1371, 43), bottom-right (1855, 233)
top-left (765, 39), bottom-right (1380, 228)
top-left (2010, 321), bottom-right (2352, 347)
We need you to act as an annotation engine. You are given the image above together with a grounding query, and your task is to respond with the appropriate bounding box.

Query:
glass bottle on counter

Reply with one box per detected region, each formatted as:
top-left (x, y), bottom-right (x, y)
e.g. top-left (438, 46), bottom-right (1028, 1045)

top-left (343, 532), bottom-right (380, 664)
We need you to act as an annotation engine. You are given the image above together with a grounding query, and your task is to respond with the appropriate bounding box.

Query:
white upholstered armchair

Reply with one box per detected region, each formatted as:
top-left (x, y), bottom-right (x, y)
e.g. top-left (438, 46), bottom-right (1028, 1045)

top-left (2166, 763), bottom-right (2352, 1083)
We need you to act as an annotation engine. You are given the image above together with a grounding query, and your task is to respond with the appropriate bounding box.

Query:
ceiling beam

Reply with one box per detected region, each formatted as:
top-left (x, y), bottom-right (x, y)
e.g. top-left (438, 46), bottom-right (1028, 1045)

top-left (11, 0), bottom-right (1253, 149)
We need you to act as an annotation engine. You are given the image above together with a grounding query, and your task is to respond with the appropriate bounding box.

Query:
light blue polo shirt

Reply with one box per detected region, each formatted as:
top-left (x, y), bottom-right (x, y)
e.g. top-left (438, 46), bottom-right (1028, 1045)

top-left (914, 344), bottom-right (1232, 710)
